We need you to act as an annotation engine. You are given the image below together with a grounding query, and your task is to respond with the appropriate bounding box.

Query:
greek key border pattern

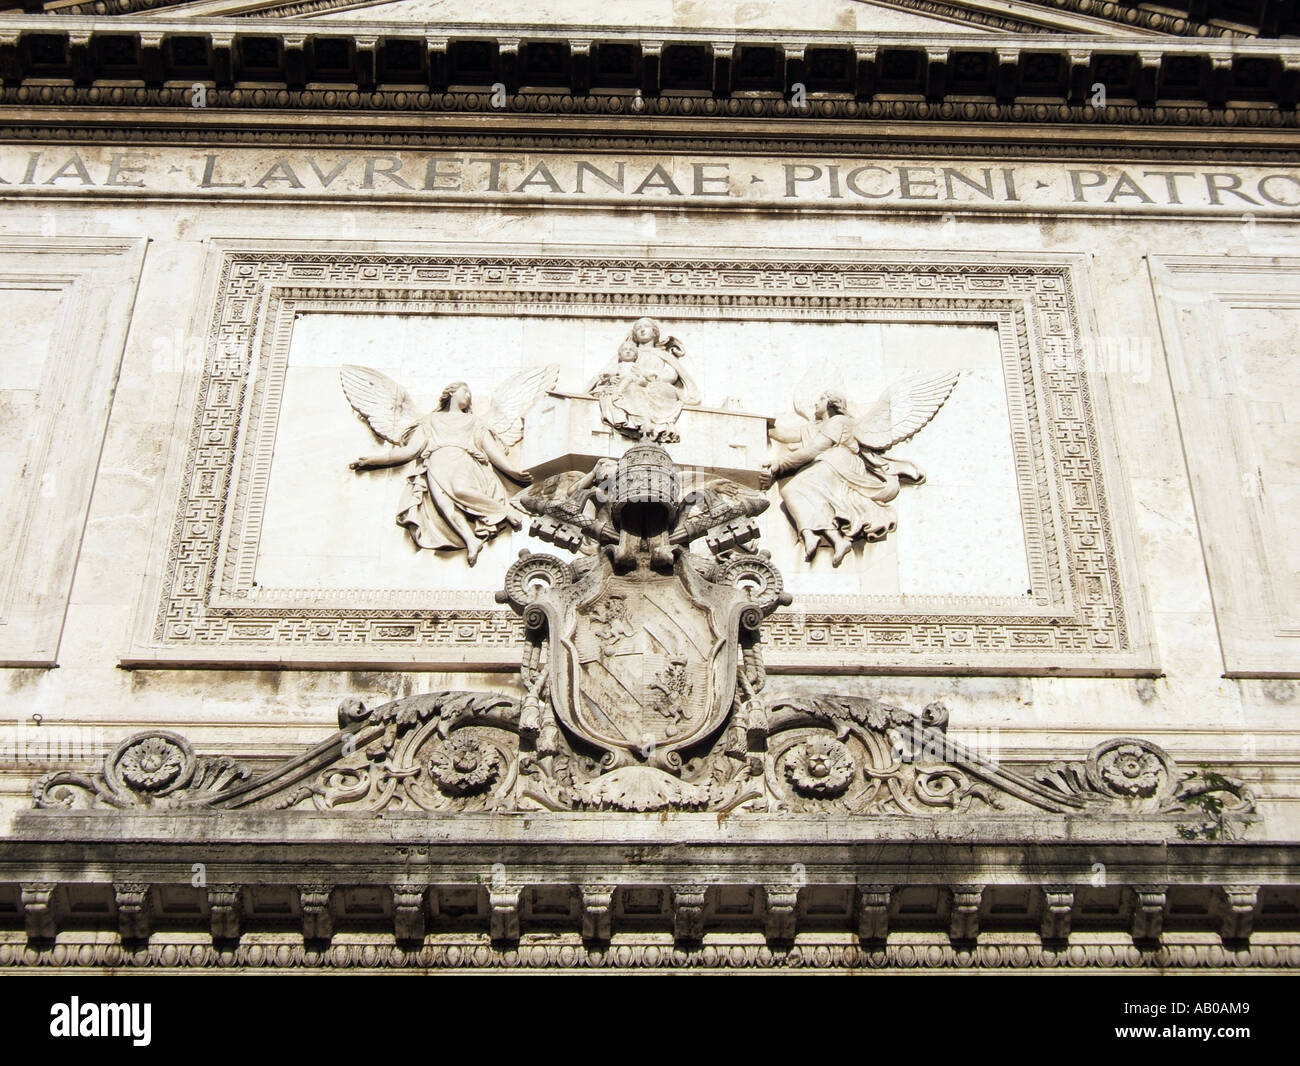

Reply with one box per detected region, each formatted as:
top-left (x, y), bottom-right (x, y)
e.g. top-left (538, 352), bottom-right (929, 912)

top-left (150, 250), bottom-right (1132, 668)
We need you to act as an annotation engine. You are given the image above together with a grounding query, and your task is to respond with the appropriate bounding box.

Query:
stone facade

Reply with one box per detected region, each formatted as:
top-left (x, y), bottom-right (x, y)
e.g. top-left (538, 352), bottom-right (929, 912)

top-left (0, 0), bottom-right (1298, 972)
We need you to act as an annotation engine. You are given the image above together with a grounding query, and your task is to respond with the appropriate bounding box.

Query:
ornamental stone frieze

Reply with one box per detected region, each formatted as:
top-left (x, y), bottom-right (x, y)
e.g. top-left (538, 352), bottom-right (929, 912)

top-left (14, 418), bottom-right (1269, 966)
top-left (133, 246), bottom-right (1151, 675)
top-left (35, 440), bottom-right (1252, 826)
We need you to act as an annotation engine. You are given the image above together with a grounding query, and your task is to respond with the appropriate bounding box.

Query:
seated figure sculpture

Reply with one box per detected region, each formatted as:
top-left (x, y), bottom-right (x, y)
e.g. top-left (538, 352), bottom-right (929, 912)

top-left (586, 318), bottom-right (701, 443)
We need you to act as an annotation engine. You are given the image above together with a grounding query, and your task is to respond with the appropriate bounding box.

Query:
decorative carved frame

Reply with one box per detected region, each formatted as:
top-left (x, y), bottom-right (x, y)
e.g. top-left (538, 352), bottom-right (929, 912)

top-left (0, 237), bottom-right (147, 667)
top-left (1150, 254), bottom-right (1300, 677)
top-left (128, 241), bottom-right (1151, 674)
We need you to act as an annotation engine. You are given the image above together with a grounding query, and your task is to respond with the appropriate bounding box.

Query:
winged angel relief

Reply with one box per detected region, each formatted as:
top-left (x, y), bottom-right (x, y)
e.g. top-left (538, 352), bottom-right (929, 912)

top-left (761, 373), bottom-right (960, 566)
top-left (343, 365), bottom-right (558, 565)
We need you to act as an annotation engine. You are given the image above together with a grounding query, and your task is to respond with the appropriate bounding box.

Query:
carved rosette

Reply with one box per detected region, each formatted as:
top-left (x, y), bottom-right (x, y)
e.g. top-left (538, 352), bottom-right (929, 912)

top-left (33, 731), bottom-right (250, 810)
top-left (427, 734), bottom-right (504, 797)
top-left (781, 736), bottom-right (856, 798)
top-left (29, 706), bottom-right (1258, 829)
top-left (116, 736), bottom-right (187, 792)
top-left (1087, 738), bottom-right (1173, 801)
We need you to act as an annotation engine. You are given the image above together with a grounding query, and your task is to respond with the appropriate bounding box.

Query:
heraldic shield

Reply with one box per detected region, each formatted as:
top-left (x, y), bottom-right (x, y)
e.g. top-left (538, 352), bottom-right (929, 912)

top-left (504, 551), bottom-right (755, 768)
top-left (498, 441), bottom-right (789, 785)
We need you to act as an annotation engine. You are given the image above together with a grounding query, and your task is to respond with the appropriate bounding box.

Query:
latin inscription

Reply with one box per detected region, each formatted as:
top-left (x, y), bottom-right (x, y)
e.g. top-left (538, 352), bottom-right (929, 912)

top-left (1, 147), bottom-right (1297, 214)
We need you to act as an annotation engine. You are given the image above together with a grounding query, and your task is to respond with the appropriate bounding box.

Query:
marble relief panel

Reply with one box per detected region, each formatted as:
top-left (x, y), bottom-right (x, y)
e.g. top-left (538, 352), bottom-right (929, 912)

top-left (130, 243), bottom-right (1150, 673)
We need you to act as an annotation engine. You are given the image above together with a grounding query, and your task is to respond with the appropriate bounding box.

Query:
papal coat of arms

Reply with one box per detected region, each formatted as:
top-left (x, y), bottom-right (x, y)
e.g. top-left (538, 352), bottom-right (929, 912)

top-left (40, 320), bottom-right (1254, 827)
top-left (501, 444), bottom-right (774, 785)
top-left (498, 442), bottom-right (784, 809)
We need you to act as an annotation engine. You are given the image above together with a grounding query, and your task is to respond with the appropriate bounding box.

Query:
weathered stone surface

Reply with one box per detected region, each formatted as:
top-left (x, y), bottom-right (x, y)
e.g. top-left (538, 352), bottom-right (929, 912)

top-left (1, 2), bottom-right (1299, 976)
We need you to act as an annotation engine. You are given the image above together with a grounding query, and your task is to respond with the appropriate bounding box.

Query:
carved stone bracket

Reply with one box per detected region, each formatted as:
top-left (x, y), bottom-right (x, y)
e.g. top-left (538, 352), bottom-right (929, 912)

top-left (949, 885), bottom-right (982, 944)
top-left (1219, 885), bottom-right (1259, 943)
top-left (115, 882), bottom-right (152, 942)
top-left (764, 886), bottom-right (799, 943)
top-left (581, 886), bottom-right (614, 942)
top-left (1131, 886), bottom-right (1167, 943)
top-left (392, 884), bottom-right (428, 944)
top-left (673, 886), bottom-right (707, 944)
top-left (20, 883), bottom-right (56, 941)
top-left (1041, 886), bottom-right (1075, 943)
top-left (5, 837), bottom-right (1296, 961)
top-left (207, 885), bottom-right (242, 942)
top-left (857, 884), bottom-right (892, 944)
top-left (299, 884), bottom-right (334, 942)
top-left (489, 886), bottom-right (522, 942)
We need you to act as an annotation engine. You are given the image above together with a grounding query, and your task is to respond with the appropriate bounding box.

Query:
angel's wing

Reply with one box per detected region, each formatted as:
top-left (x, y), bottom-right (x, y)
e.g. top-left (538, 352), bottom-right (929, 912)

top-left (483, 364), bottom-right (561, 447)
top-left (340, 364), bottom-right (423, 445)
top-left (852, 371), bottom-right (960, 452)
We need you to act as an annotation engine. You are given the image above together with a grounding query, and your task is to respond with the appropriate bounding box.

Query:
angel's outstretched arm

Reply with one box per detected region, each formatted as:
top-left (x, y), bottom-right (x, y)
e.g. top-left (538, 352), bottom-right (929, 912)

top-left (480, 429), bottom-right (532, 484)
top-left (768, 419), bottom-right (803, 444)
top-left (351, 435), bottom-right (422, 470)
top-left (769, 436), bottom-right (832, 477)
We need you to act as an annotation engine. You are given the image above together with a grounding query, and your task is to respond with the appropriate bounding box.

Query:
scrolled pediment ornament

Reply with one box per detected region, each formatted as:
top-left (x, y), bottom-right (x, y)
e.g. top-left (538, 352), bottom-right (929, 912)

top-left (34, 437), bottom-right (1256, 830)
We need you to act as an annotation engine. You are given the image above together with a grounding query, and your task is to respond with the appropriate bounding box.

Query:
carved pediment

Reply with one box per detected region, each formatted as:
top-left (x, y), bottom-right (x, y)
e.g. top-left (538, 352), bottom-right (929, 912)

top-left (32, 692), bottom-right (1257, 841)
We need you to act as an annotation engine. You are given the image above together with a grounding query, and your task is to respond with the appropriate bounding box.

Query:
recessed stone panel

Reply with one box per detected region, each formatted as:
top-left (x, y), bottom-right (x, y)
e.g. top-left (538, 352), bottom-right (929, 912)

top-left (0, 237), bottom-right (147, 667)
top-left (1151, 255), bottom-right (1300, 676)
top-left (130, 242), bottom-right (1150, 673)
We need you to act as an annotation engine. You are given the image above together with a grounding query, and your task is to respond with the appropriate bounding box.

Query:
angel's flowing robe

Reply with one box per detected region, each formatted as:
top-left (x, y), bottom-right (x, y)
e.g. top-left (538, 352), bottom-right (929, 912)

top-left (398, 410), bottom-right (514, 550)
top-left (779, 414), bottom-right (901, 543)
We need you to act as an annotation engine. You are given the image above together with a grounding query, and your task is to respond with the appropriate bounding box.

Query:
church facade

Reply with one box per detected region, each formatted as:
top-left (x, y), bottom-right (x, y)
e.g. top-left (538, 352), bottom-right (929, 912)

top-left (0, 0), bottom-right (1297, 972)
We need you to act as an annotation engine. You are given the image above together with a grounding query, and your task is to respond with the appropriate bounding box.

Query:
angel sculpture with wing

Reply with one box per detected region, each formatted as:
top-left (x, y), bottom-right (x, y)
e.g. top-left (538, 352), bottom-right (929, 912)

top-left (761, 372), bottom-right (960, 567)
top-left (343, 364), bottom-right (559, 566)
